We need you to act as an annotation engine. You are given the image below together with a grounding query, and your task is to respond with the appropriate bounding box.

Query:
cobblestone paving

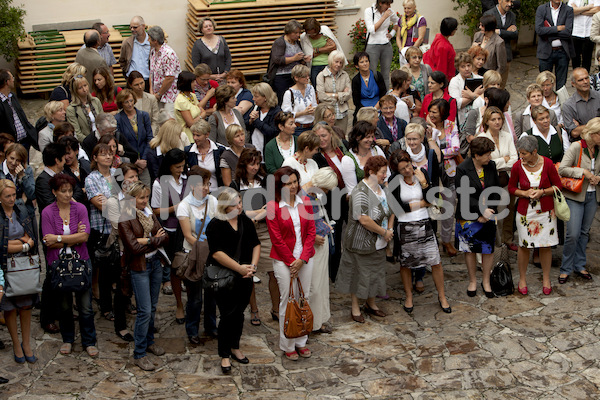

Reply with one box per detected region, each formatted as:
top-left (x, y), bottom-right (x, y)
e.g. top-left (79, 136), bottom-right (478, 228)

top-left (1, 47), bottom-right (600, 399)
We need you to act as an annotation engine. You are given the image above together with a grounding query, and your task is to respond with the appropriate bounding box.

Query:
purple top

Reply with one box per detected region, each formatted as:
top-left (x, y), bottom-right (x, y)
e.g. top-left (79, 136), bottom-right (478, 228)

top-left (41, 201), bottom-right (91, 265)
top-left (404, 16), bottom-right (427, 47)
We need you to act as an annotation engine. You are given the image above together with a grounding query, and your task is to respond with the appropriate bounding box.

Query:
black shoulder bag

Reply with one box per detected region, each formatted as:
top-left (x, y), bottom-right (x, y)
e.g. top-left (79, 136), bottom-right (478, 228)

top-left (202, 220), bottom-right (244, 293)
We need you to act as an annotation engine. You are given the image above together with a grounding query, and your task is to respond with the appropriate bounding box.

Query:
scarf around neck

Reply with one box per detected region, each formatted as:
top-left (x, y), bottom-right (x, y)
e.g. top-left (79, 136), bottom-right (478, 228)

top-left (408, 143), bottom-right (426, 163)
top-left (400, 12), bottom-right (421, 48)
top-left (136, 208), bottom-right (154, 237)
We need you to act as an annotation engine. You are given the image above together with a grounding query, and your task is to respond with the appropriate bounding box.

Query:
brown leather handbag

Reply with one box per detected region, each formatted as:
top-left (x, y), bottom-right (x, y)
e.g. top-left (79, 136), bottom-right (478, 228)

top-left (283, 277), bottom-right (314, 338)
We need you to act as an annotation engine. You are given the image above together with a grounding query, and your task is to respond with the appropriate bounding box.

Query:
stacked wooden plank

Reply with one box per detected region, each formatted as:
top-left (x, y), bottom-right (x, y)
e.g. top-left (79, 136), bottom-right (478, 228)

top-left (16, 28), bottom-right (127, 94)
top-left (186, 0), bottom-right (338, 77)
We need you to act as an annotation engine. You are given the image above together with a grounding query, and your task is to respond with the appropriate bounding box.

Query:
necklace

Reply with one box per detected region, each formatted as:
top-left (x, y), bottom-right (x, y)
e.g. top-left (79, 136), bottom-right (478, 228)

top-left (6, 211), bottom-right (13, 223)
top-left (183, 92), bottom-right (196, 103)
top-left (222, 109), bottom-right (235, 124)
top-left (525, 156), bottom-right (541, 168)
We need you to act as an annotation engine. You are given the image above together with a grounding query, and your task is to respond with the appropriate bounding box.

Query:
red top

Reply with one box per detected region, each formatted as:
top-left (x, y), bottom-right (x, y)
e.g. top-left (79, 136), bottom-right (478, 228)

top-left (195, 80), bottom-right (219, 110)
top-left (419, 90), bottom-right (457, 122)
top-left (423, 33), bottom-right (456, 81)
top-left (266, 198), bottom-right (316, 266)
top-left (508, 156), bottom-right (563, 215)
top-left (93, 87), bottom-right (122, 113)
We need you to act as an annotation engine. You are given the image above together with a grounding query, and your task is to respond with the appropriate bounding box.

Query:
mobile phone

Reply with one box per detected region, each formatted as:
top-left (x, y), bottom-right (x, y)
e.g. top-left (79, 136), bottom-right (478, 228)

top-left (253, 105), bottom-right (259, 112)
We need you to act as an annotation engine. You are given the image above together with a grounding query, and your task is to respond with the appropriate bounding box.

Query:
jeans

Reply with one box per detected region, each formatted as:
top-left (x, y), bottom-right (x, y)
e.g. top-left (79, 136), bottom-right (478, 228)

top-left (366, 42), bottom-right (392, 92)
top-left (310, 65), bottom-right (327, 87)
top-left (214, 276), bottom-right (253, 358)
top-left (572, 37), bottom-right (594, 72)
top-left (293, 125), bottom-right (313, 137)
top-left (184, 279), bottom-right (218, 338)
top-left (560, 193), bottom-right (598, 275)
top-left (539, 48), bottom-right (569, 90)
top-left (58, 260), bottom-right (96, 347)
top-left (130, 255), bottom-right (163, 359)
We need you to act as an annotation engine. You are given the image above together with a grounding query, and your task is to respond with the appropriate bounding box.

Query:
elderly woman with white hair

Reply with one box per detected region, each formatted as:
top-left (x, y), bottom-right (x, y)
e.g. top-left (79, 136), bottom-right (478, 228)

top-left (316, 50), bottom-right (352, 133)
top-left (508, 135), bottom-right (562, 295)
top-left (148, 25), bottom-right (182, 118)
top-left (302, 167), bottom-right (338, 333)
top-left (282, 64), bottom-right (317, 136)
top-left (39, 101), bottom-right (67, 152)
top-left (558, 117), bottom-right (600, 284)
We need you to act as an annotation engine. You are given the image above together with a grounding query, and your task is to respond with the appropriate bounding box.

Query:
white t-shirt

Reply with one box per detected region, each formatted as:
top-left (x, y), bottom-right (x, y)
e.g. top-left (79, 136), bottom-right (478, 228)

top-left (176, 194), bottom-right (218, 251)
top-left (151, 175), bottom-right (186, 232)
top-left (397, 176), bottom-right (429, 223)
top-left (281, 156), bottom-right (319, 186)
top-left (252, 110), bottom-right (267, 158)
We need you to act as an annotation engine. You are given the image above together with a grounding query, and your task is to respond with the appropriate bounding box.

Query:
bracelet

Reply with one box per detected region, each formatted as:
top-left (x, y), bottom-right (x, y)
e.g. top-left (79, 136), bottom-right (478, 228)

top-left (22, 243), bottom-right (29, 252)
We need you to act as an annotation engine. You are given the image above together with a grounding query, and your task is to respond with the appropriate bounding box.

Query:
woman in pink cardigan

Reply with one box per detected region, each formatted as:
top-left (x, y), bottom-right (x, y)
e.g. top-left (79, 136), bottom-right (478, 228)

top-left (266, 166), bottom-right (315, 361)
top-left (508, 136), bottom-right (562, 295)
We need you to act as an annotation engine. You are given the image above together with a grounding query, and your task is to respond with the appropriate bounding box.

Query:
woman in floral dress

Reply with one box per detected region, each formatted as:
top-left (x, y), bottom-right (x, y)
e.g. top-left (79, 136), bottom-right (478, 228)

top-left (508, 136), bottom-right (562, 295)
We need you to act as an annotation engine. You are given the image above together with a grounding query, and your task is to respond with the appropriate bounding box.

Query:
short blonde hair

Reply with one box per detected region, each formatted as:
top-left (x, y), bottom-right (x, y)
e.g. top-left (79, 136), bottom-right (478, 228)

top-left (404, 123), bottom-right (425, 140)
top-left (454, 52), bottom-right (473, 70)
top-left (526, 83), bottom-right (543, 99)
top-left (0, 178), bottom-right (16, 197)
top-left (482, 106), bottom-right (505, 131)
top-left (582, 117), bottom-right (600, 142)
top-left (126, 181), bottom-right (150, 198)
top-left (251, 82), bottom-right (278, 109)
top-left (531, 105), bottom-right (550, 120)
top-left (198, 17), bottom-right (217, 34)
top-left (215, 187), bottom-right (240, 220)
top-left (44, 101), bottom-right (64, 121)
top-left (191, 119), bottom-right (210, 135)
top-left (327, 50), bottom-right (345, 69)
top-left (483, 70), bottom-right (502, 89)
top-left (403, 0), bottom-right (416, 6)
top-left (291, 64), bottom-right (310, 80)
top-left (536, 70), bottom-right (556, 86)
top-left (356, 106), bottom-right (378, 123)
top-left (225, 124), bottom-right (244, 146)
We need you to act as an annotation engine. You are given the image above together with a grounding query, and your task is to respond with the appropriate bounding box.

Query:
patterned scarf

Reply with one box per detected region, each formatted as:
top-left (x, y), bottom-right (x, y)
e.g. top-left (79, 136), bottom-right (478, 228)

top-left (135, 208), bottom-right (154, 237)
top-left (322, 147), bottom-right (346, 189)
top-left (400, 13), bottom-right (421, 48)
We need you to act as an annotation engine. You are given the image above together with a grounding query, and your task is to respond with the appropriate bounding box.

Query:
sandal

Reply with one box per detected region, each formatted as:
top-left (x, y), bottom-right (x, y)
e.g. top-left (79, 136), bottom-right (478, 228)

top-left (284, 351), bottom-right (299, 361)
top-left (103, 311), bottom-right (115, 321)
top-left (250, 310), bottom-right (261, 326)
top-left (60, 343), bottom-right (72, 355)
top-left (296, 347), bottom-right (311, 358)
top-left (162, 285), bottom-right (173, 295)
top-left (86, 345), bottom-right (99, 358)
top-left (127, 304), bottom-right (138, 315)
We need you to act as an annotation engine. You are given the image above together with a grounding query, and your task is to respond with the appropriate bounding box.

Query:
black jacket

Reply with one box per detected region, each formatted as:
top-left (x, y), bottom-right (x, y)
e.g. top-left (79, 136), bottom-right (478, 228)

top-left (0, 94), bottom-right (38, 150)
top-left (455, 158), bottom-right (500, 221)
top-left (185, 143), bottom-right (226, 187)
top-left (352, 71), bottom-right (386, 123)
top-left (247, 105), bottom-right (282, 155)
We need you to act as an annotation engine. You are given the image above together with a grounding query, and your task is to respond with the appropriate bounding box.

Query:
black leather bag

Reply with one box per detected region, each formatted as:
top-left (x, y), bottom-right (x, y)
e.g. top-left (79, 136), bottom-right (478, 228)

top-left (490, 258), bottom-right (514, 297)
top-left (202, 221), bottom-right (243, 293)
top-left (50, 246), bottom-right (92, 292)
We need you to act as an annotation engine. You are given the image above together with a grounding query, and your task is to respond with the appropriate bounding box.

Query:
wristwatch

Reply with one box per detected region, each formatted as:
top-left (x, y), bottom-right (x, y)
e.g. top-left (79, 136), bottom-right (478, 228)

top-left (57, 235), bottom-right (62, 243)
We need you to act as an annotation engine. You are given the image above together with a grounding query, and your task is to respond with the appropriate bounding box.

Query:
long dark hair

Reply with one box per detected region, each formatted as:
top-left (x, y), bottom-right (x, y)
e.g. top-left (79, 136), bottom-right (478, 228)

top-left (235, 148), bottom-right (265, 186)
top-left (157, 148), bottom-right (187, 179)
top-left (273, 166), bottom-right (300, 203)
top-left (92, 67), bottom-right (116, 105)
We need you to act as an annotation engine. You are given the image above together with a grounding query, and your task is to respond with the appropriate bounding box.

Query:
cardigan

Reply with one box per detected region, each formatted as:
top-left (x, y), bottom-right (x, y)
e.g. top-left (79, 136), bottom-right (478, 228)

top-left (264, 135), bottom-right (297, 174)
top-left (377, 115), bottom-right (407, 145)
top-left (66, 97), bottom-right (103, 142)
top-left (558, 140), bottom-right (600, 202)
top-left (190, 36), bottom-right (232, 73)
top-left (508, 156), bottom-right (563, 215)
top-left (41, 201), bottom-right (90, 265)
top-left (351, 70), bottom-right (386, 122)
top-left (266, 198), bottom-right (316, 265)
top-left (208, 108), bottom-right (247, 146)
top-left (185, 143), bottom-right (226, 187)
top-left (266, 35), bottom-right (305, 82)
top-left (247, 105), bottom-right (281, 154)
top-left (455, 158), bottom-right (501, 220)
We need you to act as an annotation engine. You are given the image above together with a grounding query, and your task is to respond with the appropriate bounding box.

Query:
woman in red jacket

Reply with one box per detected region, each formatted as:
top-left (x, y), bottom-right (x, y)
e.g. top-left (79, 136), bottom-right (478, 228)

top-left (508, 136), bottom-right (562, 296)
top-left (423, 17), bottom-right (458, 81)
top-left (266, 166), bottom-right (316, 361)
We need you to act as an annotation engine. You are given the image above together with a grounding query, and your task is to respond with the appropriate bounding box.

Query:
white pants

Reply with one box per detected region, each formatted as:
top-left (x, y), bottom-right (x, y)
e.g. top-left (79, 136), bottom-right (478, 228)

top-left (273, 258), bottom-right (314, 352)
top-left (309, 237), bottom-right (330, 330)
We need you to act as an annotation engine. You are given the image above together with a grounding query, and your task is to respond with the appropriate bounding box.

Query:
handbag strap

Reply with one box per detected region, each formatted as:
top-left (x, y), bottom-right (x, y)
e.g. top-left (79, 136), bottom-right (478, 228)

top-left (233, 218), bottom-right (244, 262)
top-left (576, 144), bottom-right (583, 168)
top-left (196, 200), bottom-right (209, 240)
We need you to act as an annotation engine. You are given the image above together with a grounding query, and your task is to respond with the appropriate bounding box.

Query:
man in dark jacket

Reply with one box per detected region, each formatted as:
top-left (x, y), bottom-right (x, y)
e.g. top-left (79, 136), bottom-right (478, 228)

top-left (484, 0), bottom-right (519, 88)
top-left (0, 69), bottom-right (39, 150)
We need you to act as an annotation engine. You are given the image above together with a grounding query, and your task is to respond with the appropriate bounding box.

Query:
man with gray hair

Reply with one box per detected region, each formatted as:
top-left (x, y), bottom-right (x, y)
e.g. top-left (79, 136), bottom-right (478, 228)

top-left (75, 30), bottom-right (108, 86)
top-left (119, 16), bottom-right (151, 89)
top-left (82, 113), bottom-right (138, 162)
top-left (148, 26), bottom-right (181, 118)
top-left (562, 67), bottom-right (600, 140)
top-left (81, 22), bottom-right (117, 74)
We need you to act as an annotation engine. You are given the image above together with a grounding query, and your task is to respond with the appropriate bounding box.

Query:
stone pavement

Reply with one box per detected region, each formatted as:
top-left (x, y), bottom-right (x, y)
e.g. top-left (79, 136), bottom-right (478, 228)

top-left (2, 47), bottom-right (600, 399)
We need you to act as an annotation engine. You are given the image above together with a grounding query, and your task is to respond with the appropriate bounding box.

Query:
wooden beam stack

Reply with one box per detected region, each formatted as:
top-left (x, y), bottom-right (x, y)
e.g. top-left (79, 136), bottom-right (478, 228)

top-left (16, 28), bottom-right (127, 94)
top-left (186, 0), bottom-right (338, 77)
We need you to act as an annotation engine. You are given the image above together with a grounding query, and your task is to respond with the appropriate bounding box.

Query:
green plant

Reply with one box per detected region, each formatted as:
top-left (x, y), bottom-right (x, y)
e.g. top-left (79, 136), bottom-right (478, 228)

top-left (0, 0), bottom-right (26, 61)
top-left (451, 0), bottom-right (545, 38)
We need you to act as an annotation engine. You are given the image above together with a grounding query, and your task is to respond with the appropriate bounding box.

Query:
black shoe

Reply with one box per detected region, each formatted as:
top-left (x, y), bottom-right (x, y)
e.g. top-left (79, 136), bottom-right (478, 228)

top-left (481, 283), bottom-right (495, 298)
top-left (0, 376), bottom-right (7, 384)
top-left (386, 255), bottom-right (395, 263)
top-left (438, 299), bottom-right (452, 314)
top-left (231, 353), bottom-right (249, 364)
top-left (204, 329), bottom-right (218, 338)
top-left (403, 305), bottom-right (413, 314)
top-left (575, 271), bottom-right (593, 280)
top-left (117, 331), bottom-right (134, 342)
top-left (270, 310), bottom-right (279, 321)
top-left (0, 339), bottom-right (5, 350)
top-left (467, 289), bottom-right (477, 297)
top-left (221, 361), bottom-right (231, 374)
top-left (175, 317), bottom-right (185, 325)
top-left (189, 336), bottom-right (201, 345)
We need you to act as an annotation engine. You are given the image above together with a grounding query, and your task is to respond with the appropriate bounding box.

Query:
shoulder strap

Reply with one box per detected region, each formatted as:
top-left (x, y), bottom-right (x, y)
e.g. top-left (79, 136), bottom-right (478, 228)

top-left (288, 89), bottom-right (295, 108)
top-left (427, 148), bottom-right (434, 182)
top-left (197, 200), bottom-right (209, 239)
top-left (234, 218), bottom-right (244, 262)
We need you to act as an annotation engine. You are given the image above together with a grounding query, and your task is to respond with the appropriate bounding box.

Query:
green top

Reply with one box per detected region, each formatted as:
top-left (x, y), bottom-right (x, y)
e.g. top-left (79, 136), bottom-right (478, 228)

top-left (310, 36), bottom-right (329, 66)
top-left (264, 136), bottom-right (297, 174)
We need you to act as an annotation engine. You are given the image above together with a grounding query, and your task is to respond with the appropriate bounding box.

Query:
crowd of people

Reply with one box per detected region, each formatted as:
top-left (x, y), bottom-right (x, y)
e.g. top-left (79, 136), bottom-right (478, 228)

top-left (0, 0), bottom-right (599, 379)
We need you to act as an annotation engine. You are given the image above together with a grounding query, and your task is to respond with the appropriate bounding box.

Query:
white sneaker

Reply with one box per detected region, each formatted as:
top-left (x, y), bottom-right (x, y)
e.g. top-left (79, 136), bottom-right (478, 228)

top-left (253, 276), bottom-right (261, 283)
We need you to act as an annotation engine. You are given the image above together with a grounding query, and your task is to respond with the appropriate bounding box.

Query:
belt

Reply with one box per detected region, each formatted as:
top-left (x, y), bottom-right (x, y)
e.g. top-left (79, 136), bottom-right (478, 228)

top-left (295, 122), bottom-right (313, 129)
top-left (552, 46), bottom-right (563, 51)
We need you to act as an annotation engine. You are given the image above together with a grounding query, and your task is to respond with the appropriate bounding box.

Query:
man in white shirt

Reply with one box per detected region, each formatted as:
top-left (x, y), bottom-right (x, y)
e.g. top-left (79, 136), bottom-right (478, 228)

top-left (568, 0), bottom-right (600, 72)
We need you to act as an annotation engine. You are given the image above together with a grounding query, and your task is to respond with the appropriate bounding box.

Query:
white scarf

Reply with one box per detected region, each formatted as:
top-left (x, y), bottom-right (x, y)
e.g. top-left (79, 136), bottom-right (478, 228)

top-left (407, 143), bottom-right (426, 164)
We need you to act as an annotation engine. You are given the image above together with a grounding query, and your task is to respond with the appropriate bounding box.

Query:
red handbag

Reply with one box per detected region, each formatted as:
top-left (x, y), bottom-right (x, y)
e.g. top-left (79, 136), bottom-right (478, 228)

top-left (283, 277), bottom-right (313, 338)
top-left (556, 145), bottom-right (583, 193)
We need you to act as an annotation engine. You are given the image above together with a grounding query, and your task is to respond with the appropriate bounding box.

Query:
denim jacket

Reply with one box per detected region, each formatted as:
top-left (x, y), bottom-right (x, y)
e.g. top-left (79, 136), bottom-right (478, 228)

top-left (0, 165), bottom-right (36, 212)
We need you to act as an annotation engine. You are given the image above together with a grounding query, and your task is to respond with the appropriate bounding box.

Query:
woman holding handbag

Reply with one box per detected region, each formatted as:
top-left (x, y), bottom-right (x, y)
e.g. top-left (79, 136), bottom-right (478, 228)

top-left (508, 136), bottom-right (562, 295)
top-left (177, 166), bottom-right (218, 345)
top-left (558, 118), bottom-right (600, 284)
top-left (118, 181), bottom-right (169, 371)
top-left (42, 174), bottom-right (97, 357)
top-left (266, 166), bottom-right (316, 361)
top-left (0, 179), bottom-right (39, 364)
top-left (205, 188), bottom-right (260, 373)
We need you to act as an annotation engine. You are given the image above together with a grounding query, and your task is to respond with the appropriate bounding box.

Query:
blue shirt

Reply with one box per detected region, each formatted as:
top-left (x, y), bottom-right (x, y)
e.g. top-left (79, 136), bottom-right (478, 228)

top-left (128, 33), bottom-right (151, 78)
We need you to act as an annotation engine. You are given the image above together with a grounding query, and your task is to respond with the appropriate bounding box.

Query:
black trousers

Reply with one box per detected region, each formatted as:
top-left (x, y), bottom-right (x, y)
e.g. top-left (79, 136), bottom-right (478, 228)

top-left (214, 276), bottom-right (253, 358)
top-left (572, 37), bottom-right (594, 72)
